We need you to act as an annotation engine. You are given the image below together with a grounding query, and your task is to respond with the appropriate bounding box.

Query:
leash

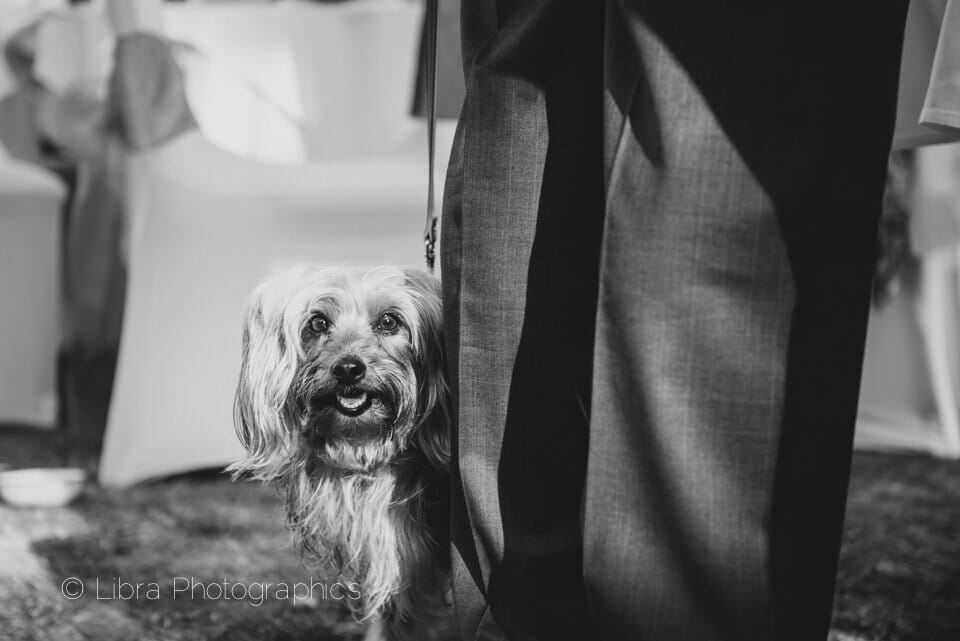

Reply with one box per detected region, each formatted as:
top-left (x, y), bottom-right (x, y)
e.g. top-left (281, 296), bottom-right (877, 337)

top-left (423, 0), bottom-right (439, 272)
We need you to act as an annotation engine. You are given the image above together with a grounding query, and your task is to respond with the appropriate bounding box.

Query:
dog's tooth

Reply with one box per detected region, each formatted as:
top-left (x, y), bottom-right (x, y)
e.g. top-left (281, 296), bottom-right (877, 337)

top-left (337, 392), bottom-right (367, 411)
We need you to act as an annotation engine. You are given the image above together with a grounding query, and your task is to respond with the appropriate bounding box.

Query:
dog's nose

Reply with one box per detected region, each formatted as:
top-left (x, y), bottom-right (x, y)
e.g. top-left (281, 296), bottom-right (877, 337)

top-left (332, 357), bottom-right (366, 384)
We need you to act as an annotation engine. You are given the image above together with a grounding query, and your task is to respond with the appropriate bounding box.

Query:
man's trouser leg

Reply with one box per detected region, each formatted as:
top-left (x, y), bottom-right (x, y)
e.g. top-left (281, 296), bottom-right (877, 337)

top-left (442, 3), bottom-right (605, 640)
top-left (443, 2), bottom-right (909, 640)
top-left (585, 3), bottom-right (909, 641)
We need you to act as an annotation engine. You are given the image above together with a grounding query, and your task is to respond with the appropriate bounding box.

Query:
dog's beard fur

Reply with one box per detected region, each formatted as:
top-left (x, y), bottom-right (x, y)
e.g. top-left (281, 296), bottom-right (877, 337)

top-left (229, 265), bottom-right (450, 625)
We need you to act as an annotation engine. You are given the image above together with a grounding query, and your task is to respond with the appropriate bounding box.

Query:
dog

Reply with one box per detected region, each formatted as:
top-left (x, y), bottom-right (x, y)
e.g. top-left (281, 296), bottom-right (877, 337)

top-left (230, 265), bottom-right (453, 641)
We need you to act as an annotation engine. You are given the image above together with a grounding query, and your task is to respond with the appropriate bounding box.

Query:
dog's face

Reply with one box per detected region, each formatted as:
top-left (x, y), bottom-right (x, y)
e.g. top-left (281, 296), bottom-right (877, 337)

top-left (233, 265), bottom-right (448, 476)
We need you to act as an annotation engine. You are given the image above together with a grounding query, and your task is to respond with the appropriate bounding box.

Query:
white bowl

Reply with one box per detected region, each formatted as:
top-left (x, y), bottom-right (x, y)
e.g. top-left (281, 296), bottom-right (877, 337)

top-left (0, 467), bottom-right (86, 507)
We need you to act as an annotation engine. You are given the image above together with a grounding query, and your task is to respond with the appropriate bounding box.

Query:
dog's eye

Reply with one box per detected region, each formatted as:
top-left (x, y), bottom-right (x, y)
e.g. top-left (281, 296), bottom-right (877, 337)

top-left (308, 313), bottom-right (330, 334)
top-left (375, 313), bottom-right (400, 333)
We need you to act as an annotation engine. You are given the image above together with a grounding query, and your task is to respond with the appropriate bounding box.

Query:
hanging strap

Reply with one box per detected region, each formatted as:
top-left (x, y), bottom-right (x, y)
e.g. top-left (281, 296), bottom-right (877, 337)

top-left (423, 0), bottom-right (440, 272)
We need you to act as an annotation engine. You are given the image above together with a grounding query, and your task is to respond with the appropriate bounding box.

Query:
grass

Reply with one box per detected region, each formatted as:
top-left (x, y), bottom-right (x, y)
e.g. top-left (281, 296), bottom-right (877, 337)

top-left (832, 453), bottom-right (960, 641)
top-left (0, 430), bottom-right (364, 641)
top-left (1, 425), bottom-right (959, 640)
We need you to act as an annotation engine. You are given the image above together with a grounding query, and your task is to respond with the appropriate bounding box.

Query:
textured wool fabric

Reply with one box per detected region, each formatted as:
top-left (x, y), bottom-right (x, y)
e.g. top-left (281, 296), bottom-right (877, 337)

top-left (441, 2), bottom-right (910, 641)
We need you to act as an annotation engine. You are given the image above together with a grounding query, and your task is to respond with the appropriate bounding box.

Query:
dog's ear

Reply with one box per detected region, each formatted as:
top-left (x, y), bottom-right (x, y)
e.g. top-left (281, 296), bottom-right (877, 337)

top-left (230, 280), bottom-right (301, 480)
top-left (403, 268), bottom-right (450, 472)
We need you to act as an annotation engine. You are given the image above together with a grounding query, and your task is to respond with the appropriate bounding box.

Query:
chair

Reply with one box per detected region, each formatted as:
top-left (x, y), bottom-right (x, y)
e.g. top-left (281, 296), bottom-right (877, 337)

top-left (98, 0), bottom-right (453, 485)
top-left (0, 151), bottom-right (65, 426)
top-left (856, 143), bottom-right (960, 458)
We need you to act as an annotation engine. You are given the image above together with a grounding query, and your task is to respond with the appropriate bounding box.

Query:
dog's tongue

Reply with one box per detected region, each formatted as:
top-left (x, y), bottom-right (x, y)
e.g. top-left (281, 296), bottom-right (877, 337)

top-left (337, 391), bottom-right (367, 411)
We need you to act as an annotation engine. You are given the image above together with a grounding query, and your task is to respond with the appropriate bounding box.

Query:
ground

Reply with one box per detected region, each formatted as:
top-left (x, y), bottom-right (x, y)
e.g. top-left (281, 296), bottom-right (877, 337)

top-left (0, 428), bottom-right (363, 641)
top-left (833, 453), bottom-right (960, 641)
top-left (1, 423), bottom-right (958, 641)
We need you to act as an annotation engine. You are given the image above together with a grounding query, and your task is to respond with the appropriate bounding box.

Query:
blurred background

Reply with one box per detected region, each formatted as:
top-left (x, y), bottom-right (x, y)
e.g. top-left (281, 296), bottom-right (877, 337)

top-left (0, 0), bottom-right (958, 640)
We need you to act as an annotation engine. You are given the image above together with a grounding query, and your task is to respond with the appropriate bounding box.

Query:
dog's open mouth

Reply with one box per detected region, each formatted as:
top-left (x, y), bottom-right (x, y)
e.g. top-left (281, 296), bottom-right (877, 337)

top-left (334, 386), bottom-right (373, 417)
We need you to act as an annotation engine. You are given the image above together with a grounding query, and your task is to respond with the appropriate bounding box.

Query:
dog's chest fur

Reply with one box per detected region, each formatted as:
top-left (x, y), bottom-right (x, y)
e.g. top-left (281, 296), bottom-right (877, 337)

top-left (285, 456), bottom-right (449, 622)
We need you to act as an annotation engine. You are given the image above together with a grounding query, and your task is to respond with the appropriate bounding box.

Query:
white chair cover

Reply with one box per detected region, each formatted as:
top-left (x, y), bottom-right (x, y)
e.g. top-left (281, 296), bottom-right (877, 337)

top-left (98, 133), bottom-right (441, 484)
top-left (0, 0), bottom-right (67, 94)
top-left (163, 2), bottom-right (308, 165)
top-left (0, 152), bottom-right (65, 425)
top-left (98, 0), bottom-right (455, 485)
top-left (857, 144), bottom-right (960, 458)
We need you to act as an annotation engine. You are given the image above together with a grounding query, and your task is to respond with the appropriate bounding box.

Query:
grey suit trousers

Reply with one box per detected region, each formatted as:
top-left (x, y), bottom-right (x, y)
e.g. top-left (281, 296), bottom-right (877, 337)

top-left (440, 2), bottom-right (910, 640)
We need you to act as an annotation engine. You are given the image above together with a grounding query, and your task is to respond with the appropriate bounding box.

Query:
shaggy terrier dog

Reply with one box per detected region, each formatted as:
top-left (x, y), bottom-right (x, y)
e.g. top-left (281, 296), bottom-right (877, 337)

top-left (230, 265), bottom-right (452, 641)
